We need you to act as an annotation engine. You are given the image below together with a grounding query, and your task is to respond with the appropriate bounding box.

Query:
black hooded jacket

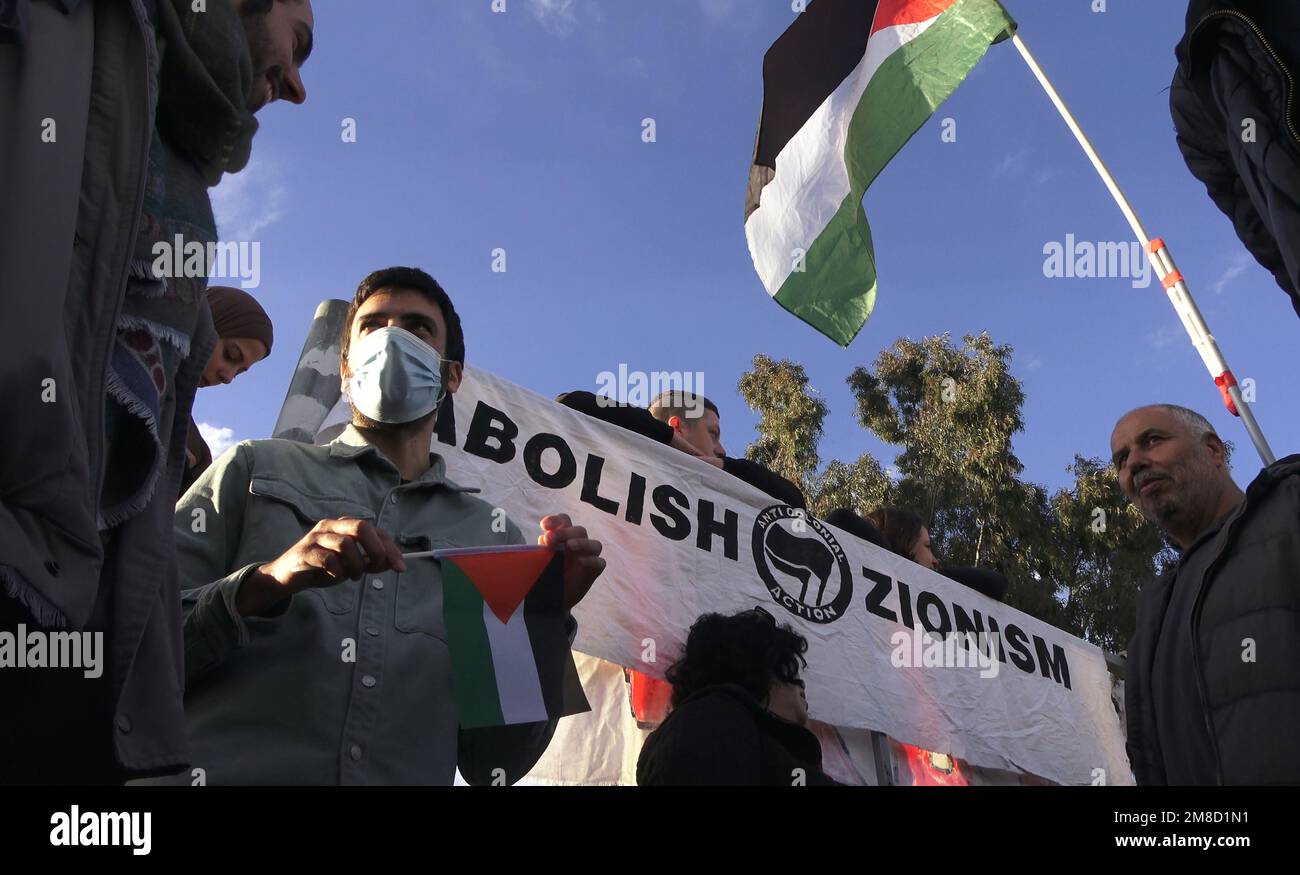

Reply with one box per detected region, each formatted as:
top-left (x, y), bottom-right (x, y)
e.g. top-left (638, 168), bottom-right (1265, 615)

top-left (1125, 453), bottom-right (1300, 785)
top-left (1171, 1), bottom-right (1300, 317)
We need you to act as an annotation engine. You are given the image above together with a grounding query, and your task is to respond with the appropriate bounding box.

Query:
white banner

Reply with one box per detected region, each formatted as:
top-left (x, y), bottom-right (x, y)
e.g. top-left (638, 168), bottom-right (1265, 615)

top-left (305, 366), bottom-right (1132, 786)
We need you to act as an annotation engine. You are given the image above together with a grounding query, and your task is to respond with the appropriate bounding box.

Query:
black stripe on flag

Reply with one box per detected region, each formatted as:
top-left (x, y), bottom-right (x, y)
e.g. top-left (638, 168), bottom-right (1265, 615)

top-left (746, 0), bottom-right (880, 218)
top-left (523, 552), bottom-right (588, 719)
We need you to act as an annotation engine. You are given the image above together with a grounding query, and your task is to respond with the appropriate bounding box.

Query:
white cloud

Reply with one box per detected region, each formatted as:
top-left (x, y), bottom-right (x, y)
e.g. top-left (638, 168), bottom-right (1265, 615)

top-left (885, 465), bottom-right (901, 483)
top-left (1147, 323), bottom-right (1182, 351)
top-left (197, 422), bottom-right (240, 459)
top-left (696, 0), bottom-right (761, 34)
top-left (1211, 251), bottom-right (1254, 295)
top-left (211, 157), bottom-right (287, 241)
top-left (621, 55), bottom-right (649, 79)
top-left (699, 0), bottom-right (738, 24)
top-left (993, 146), bottom-right (1031, 179)
top-left (527, 0), bottom-right (578, 36)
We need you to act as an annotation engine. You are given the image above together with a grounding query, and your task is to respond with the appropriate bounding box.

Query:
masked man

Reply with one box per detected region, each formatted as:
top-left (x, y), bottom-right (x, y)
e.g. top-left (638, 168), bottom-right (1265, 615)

top-left (169, 267), bottom-right (605, 785)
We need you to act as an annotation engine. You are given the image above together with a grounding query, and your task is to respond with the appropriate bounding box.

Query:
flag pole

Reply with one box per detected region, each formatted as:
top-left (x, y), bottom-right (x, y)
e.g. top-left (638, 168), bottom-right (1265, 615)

top-left (1009, 32), bottom-right (1276, 467)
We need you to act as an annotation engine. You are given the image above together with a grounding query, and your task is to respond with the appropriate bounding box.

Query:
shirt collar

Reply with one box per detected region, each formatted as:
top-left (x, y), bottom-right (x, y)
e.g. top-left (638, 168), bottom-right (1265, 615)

top-left (327, 424), bottom-right (477, 493)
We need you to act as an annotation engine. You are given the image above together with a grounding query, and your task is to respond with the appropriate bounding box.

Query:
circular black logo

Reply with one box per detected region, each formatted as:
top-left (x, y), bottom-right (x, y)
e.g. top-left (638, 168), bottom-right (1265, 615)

top-left (752, 506), bottom-right (853, 624)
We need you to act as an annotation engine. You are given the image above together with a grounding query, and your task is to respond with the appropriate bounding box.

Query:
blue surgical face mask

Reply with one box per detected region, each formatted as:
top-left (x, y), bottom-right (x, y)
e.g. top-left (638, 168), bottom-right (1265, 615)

top-left (346, 326), bottom-right (446, 424)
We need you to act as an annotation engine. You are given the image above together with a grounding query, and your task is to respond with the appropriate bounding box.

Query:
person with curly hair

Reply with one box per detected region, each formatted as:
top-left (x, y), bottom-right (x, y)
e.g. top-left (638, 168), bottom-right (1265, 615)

top-left (636, 608), bottom-right (839, 785)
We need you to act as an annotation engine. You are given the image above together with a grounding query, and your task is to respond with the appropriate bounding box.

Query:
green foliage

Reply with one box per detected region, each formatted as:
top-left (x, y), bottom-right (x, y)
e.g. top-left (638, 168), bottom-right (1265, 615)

top-left (1046, 456), bottom-right (1175, 651)
top-left (806, 455), bottom-right (895, 521)
top-left (736, 355), bottom-right (826, 488)
top-left (736, 335), bottom-right (1169, 650)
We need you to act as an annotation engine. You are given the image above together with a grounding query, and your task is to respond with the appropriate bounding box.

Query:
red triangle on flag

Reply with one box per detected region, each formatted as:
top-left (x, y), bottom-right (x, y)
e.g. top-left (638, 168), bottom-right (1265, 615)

top-left (873, 0), bottom-right (956, 35)
top-left (448, 547), bottom-right (557, 625)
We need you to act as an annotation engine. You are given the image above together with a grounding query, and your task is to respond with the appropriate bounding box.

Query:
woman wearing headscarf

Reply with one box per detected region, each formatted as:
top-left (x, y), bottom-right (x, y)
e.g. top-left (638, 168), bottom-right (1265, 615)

top-left (181, 286), bottom-right (274, 496)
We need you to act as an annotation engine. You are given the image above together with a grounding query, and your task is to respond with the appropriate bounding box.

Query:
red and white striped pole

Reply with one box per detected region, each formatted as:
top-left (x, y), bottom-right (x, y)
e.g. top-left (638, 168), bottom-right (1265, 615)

top-left (1010, 32), bottom-right (1276, 467)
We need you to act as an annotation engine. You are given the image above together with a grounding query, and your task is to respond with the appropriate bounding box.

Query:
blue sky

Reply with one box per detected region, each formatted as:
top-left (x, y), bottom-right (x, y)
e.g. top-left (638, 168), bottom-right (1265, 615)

top-left (199, 0), bottom-right (1300, 494)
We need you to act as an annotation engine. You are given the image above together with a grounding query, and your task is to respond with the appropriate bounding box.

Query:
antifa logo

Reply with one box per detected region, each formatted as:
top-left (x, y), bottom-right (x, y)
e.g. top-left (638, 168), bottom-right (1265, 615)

top-left (765, 526), bottom-right (835, 604)
top-left (753, 506), bottom-right (852, 624)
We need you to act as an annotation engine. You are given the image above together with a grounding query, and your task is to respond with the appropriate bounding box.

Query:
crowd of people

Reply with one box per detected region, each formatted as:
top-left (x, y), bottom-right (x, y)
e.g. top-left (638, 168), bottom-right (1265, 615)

top-left (3, 0), bottom-right (1300, 787)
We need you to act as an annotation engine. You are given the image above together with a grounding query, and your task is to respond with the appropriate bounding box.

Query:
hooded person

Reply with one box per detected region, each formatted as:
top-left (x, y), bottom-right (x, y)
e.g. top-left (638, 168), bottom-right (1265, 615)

top-left (0, 0), bottom-right (313, 783)
top-left (181, 287), bottom-right (275, 495)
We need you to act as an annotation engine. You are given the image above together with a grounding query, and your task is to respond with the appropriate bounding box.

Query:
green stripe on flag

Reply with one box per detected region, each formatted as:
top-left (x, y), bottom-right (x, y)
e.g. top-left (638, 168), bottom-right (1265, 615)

top-left (775, 0), bottom-right (1016, 346)
top-left (441, 561), bottom-right (506, 728)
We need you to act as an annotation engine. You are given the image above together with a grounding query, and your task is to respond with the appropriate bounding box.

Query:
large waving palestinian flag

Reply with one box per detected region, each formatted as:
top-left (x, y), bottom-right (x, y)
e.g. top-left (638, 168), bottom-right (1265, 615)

top-left (440, 545), bottom-right (589, 729)
top-left (745, 0), bottom-right (1016, 346)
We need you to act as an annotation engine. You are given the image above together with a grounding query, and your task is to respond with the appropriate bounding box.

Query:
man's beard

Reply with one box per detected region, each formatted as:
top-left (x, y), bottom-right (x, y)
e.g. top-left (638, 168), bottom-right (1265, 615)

top-left (1138, 462), bottom-right (1214, 535)
top-left (1139, 489), bottom-right (1183, 530)
top-left (349, 403), bottom-right (439, 439)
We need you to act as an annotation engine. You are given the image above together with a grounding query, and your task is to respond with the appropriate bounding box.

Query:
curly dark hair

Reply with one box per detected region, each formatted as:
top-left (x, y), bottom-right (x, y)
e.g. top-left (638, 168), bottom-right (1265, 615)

top-left (664, 608), bottom-right (808, 708)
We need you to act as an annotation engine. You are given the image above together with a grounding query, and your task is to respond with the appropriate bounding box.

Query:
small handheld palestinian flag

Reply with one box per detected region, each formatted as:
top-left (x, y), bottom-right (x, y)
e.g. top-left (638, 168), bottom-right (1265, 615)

top-left (437, 545), bottom-right (589, 729)
top-left (745, 0), bottom-right (1017, 346)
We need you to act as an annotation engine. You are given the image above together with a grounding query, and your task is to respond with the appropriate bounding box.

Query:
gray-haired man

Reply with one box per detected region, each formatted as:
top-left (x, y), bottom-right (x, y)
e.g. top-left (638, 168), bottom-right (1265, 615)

top-left (1110, 404), bottom-right (1300, 785)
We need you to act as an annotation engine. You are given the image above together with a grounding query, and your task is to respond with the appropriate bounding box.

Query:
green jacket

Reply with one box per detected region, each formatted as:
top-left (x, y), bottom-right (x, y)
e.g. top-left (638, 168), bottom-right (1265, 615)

top-left (173, 425), bottom-right (565, 785)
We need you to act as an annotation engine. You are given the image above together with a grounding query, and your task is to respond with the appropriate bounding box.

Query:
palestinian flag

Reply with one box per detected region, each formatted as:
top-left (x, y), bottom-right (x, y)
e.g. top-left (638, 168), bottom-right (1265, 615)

top-left (439, 545), bottom-right (589, 729)
top-left (745, 0), bottom-right (1016, 346)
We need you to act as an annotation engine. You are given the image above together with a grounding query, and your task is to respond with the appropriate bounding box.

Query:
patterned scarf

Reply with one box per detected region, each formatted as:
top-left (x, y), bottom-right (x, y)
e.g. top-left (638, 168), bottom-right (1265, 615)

top-left (99, 0), bottom-right (259, 528)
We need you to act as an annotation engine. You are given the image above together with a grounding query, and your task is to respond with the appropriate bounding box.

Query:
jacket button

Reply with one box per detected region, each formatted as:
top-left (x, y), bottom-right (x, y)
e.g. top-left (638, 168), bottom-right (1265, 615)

top-left (350, 744), bottom-right (363, 762)
top-left (366, 626), bottom-right (380, 637)
top-left (361, 675), bottom-right (377, 689)
top-left (116, 714), bottom-right (132, 734)
top-left (371, 579), bottom-right (384, 591)
top-left (44, 560), bottom-right (60, 576)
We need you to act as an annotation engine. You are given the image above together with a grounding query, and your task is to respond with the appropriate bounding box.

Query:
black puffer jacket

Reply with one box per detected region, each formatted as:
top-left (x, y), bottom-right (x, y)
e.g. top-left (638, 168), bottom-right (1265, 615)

top-left (637, 684), bottom-right (839, 786)
top-left (1125, 454), bottom-right (1300, 785)
top-left (1171, 1), bottom-right (1300, 317)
